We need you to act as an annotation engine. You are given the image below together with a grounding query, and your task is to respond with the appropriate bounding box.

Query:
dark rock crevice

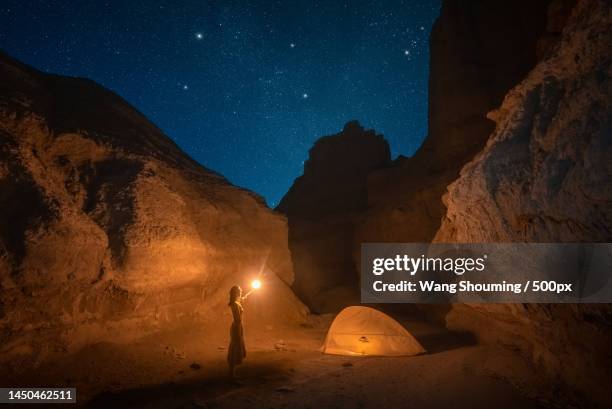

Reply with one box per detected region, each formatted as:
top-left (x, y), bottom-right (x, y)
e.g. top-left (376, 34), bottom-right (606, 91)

top-left (81, 158), bottom-right (144, 267)
top-left (0, 131), bottom-right (58, 272)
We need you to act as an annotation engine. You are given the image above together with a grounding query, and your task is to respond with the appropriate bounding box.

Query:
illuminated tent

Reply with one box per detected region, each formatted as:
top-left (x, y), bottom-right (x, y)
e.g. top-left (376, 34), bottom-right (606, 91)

top-left (321, 306), bottom-right (426, 356)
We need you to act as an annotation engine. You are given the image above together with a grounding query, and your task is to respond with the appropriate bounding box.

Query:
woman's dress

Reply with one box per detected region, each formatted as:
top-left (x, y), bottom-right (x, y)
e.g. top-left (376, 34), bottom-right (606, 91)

top-left (227, 300), bottom-right (246, 366)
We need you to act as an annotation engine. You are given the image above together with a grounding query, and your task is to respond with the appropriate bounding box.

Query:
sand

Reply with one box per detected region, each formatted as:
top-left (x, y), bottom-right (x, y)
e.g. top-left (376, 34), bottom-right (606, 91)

top-left (3, 310), bottom-right (551, 409)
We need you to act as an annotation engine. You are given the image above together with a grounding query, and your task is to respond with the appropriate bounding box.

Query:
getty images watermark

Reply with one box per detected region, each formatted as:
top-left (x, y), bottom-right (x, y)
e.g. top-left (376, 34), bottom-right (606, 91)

top-left (361, 243), bottom-right (612, 303)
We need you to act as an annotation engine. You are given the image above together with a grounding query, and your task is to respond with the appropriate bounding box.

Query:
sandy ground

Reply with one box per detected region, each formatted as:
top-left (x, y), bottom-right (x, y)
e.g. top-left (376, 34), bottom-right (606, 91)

top-left (4, 312), bottom-right (551, 409)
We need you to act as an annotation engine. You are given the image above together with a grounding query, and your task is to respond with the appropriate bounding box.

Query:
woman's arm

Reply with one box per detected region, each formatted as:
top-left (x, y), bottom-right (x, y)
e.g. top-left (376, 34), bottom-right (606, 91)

top-left (241, 290), bottom-right (253, 301)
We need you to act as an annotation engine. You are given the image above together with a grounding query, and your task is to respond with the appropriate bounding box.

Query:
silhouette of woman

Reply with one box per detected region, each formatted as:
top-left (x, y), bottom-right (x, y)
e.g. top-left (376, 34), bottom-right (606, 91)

top-left (227, 285), bottom-right (247, 379)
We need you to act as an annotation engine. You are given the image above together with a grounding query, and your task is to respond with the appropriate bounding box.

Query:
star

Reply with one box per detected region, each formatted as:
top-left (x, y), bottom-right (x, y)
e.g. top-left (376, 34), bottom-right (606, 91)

top-left (5, 0), bottom-right (440, 209)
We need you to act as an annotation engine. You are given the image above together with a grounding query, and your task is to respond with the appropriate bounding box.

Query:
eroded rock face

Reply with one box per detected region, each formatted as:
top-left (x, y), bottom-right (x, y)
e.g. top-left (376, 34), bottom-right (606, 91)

top-left (435, 2), bottom-right (611, 242)
top-left (422, 0), bottom-right (551, 167)
top-left (0, 52), bottom-right (307, 370)
top-left (357, 0), bottom-right (551, 248)
top-left (277, 121), bottom-right (390, 220)
top-left (435, 0), bottom-right (612, 405)
top-left (280, 0), bottom-right (552, 312)
top-left (277, 0), bottom-right (610, 404)
top-left (277, 121), bottom-right (390, 312)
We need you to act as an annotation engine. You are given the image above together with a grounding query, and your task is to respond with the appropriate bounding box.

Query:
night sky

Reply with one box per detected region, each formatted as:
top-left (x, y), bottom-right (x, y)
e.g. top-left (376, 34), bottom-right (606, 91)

top-left (1, 0), bottom-right (440, 206)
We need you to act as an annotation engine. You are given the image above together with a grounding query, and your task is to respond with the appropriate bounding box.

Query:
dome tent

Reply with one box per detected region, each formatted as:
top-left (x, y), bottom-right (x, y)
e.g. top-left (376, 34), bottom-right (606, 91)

top-left (321, 306), bottom-right (426, 356)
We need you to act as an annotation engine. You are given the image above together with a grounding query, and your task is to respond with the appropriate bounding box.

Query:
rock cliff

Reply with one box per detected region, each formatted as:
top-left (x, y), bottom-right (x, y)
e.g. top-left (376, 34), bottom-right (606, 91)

top-left (435, 0), bottom-right (612, 405)
top-left (279, 0), bottom-right (611, 405)
top-left (0, 52), bottom-right (307, 371)
top-left (358, 0), bottom-right (551, 247)
top-left (279, 0), bottom-right (552, 312)
top-left (277, 121), bottom-right (390, 312)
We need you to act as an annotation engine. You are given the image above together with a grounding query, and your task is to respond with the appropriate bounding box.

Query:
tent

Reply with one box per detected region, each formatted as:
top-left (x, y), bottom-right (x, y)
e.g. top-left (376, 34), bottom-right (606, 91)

top-left (321, 306), bottom-right (426, 356)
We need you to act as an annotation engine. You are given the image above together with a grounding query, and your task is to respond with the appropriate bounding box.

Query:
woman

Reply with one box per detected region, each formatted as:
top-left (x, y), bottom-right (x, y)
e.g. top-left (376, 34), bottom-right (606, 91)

top-left (227, 285), bottom-right (248, 379)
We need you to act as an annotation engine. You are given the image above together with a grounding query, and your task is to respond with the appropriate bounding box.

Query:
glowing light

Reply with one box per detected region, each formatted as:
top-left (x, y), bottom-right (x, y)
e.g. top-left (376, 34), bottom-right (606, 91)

top-left (251, 279), bottom-right (262, 289)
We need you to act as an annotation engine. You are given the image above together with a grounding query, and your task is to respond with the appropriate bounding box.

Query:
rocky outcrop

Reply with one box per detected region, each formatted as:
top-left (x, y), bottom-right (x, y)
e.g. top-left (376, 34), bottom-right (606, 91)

top-left (277, 121), bottom-right (390, 312)
top-left (420, 0), bottom-right (551, 167)
top-left (0, 52), bottom-right (307, 371)
top-left (434, 0), bottom-right (612, 405)
top-left (435, 0), bottom-right (611, 243)
top-left (357, 0), bottom-right (552, 247)
top-left (280, 0), bottom-right (552, 312)
top-left (278, 121), bottom-right (391, 220)
top-left (278, 0), bottom-right (610, 405)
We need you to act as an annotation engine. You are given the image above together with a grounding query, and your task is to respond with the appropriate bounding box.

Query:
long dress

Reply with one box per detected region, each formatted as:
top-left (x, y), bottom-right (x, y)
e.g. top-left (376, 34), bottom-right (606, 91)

top-left (227, 300), bottom-right (246, 366)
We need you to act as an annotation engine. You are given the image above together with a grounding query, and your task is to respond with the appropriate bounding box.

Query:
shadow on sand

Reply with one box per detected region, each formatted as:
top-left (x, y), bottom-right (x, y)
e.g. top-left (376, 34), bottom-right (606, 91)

top-left (417, 330), bottom-right (477, 355)
top-left (377, 304), bottom-right (477, 355)
top-left (86, 360), bottom-right (290, 409)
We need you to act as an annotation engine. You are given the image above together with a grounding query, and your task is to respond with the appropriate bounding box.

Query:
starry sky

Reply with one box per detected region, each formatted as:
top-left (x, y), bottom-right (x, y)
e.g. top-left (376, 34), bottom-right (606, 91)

top-left (1, 0), bottom-right (440, 206)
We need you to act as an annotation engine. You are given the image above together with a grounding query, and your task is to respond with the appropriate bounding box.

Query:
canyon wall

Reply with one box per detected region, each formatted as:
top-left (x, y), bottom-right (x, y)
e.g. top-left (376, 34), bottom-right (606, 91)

top-left (435, 0), bottom-right (612, 405)
top-left (280, 0), bottom-right (611, 405)
top-left (358, 0), bottom-right (551, 247)
top-left (277, 121), bottom-right (390, 312)
top-left (280, 0), bottom-right (552, 312)
top-left (0, 52), bottom-right (307, 372)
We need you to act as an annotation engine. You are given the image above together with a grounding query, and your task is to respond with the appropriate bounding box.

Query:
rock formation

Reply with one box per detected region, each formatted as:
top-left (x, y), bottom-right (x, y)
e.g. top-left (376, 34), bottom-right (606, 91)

top-left (277, 121), bottom-right (390, 312)
top-left (279, 0), bottom-right (552, 312)
top-left (279, 0), bottom-right (611, 405)
top-left (0, 52), bottom-right (307, 372)
top-left (358, 0), bottom-right (552, 247)
top-left (435, 0), bottom-right (612, 405)
top-left (435, 1), bottom-right (610, 243)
